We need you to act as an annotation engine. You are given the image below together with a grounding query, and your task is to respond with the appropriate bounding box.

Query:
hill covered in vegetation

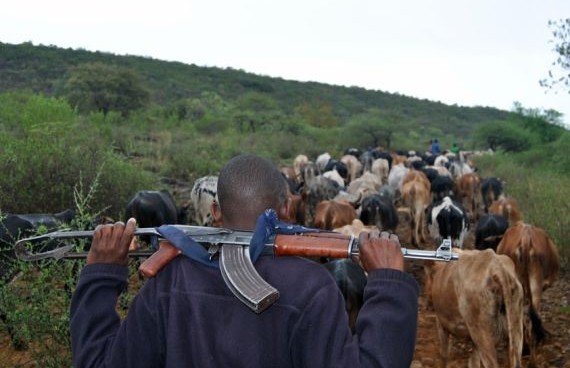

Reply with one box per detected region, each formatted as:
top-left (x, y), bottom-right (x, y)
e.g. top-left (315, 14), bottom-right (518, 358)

top-left (1, 41), bottom-right (515, 141)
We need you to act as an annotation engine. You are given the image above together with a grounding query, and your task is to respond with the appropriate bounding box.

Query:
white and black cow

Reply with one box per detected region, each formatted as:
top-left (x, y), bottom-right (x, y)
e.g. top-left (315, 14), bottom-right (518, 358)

top-left (190, 176), bottom-right (218, 226)
top-left (323, 159), bottom-right (348, 183)
top-left (427, 196), bottom-right (469, 248)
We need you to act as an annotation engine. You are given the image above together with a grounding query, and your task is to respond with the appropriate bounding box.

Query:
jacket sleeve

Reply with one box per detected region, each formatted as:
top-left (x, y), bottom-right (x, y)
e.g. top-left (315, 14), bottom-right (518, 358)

top-left (355, 268), bottom-right (420, 368)
top-left (70, 263), bottom-right (163, 368)
top-left (290, 268), bottom-right (419, 368)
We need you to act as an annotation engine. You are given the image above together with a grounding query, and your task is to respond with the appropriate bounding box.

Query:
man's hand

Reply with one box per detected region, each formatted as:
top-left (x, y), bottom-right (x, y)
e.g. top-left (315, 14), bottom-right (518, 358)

top-left (86, 218), bottom-right (137, 266)
top-left (358, 230), bottom-right (404, 272)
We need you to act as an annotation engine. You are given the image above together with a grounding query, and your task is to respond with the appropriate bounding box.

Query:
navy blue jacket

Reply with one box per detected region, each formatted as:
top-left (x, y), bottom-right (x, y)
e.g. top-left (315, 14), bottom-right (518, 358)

top-left (71, 255), bottom-right (419, 367)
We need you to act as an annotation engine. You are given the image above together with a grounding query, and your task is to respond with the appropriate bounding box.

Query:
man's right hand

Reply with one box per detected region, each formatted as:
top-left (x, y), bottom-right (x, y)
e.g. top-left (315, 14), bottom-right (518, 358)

top-left (358, 231), bottom-right (404, 272)
top-left (86, 218), bottom-right (137, 266)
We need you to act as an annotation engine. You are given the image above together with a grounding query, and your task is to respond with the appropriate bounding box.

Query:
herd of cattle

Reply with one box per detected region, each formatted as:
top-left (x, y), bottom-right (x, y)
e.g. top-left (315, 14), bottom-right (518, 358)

top-left (0, 146), bottom-right (561, 367)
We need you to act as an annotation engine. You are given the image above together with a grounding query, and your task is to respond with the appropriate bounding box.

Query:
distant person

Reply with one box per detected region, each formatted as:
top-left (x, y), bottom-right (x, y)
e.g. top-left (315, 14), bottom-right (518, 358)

top-left (450, 142), bottom-right (460, 155)
top-left (431, 138), bottom-right (441, 155)
top-left (70, 154), bottom-right (420, 367)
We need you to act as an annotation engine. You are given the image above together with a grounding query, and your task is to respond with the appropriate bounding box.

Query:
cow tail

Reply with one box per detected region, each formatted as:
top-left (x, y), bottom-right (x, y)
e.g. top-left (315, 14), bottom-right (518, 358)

top-left (495, 271), bottom-right (523, 368)
top-left (516, 228), bottom-right (532, 310)
top-left (325, 206), bottom-right (334, 231)
top-left (471, 177), bottom-right (478, 219)
top-left (529, 304), bottom-right (547, 344)
top-left (517, 226), bottom-right (548, 359)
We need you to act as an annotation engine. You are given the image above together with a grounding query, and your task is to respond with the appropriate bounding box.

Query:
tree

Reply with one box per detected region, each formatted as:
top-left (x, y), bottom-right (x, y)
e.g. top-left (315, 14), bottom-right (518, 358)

top-left (540, 18), bottom-right (570, 93)
top-left (63, 63), bottom-right (150, 117)
top-left (473, 120), bottom-right (532, 152)
top-left (511, 101), bottom-right (566, 143)
top-left (294, 100), bottom-right (338, 128)
top-left (344, 108), bottom-right (403, 150)
top-left (233, 92), bottom-right (279, 132)
top-left (172, 92), bottom-right (229, 121)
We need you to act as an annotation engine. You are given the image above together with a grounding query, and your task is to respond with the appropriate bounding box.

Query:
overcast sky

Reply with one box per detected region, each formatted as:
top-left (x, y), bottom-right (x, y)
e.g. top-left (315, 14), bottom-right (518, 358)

top-left (2, 0), bottom-right (569, 126)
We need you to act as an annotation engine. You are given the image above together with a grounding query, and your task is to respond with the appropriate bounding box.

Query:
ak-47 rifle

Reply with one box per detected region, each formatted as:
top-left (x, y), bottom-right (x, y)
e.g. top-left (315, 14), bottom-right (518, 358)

top-left (15, 225), bottom-right (458, 313)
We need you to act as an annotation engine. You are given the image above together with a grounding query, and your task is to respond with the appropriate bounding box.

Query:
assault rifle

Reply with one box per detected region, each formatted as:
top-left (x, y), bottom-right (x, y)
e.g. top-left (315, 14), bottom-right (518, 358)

top-left (15, 225), bottom-right (458, 313)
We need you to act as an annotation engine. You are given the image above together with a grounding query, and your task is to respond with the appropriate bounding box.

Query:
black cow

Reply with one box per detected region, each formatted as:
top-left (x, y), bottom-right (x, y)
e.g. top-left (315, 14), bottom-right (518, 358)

top-left (409, 159), bottom-right (426, 171)
top-left (0, 209), bottom-right (76, 247)
top-left (474, 214), bottom-right (509, 251)
top-left (322, 259), bottom-right (367, 334)
top-left (424, 154), bottom-right (438, 166)
top-left (427, 196), bottom-right (469, 248)
top-left (125, 190), bottom-right (186, 227)
top-left (124, 190), bottom-right (187, 246)
top-left (430, 175), bottom-right (455, 202)
top-left (359, 193), bottom-right (399, 232)
top-left (421, 167), bottom-right (440, 184)
top-left (0, 209), bottom-right (76, 279)
top-left (481, 177), bottom-right (503, 212)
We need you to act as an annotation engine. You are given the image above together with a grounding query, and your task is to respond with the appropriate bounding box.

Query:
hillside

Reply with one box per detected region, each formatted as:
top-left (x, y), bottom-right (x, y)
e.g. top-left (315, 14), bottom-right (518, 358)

top-left (0, 41), bottom-right (514, 138)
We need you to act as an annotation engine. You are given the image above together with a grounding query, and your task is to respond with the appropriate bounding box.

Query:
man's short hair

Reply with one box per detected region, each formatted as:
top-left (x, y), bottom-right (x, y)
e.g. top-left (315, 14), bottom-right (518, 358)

top-left (217, 154), bottom-right (288, 224)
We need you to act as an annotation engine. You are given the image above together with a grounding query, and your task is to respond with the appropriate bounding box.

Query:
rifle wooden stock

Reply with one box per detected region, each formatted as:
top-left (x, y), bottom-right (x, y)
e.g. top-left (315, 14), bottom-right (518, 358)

top-left (138, 240), bottom-right (181, 278)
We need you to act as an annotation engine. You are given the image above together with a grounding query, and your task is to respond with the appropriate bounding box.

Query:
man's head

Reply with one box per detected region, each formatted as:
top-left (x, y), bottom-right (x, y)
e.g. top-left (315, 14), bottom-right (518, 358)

top-left (212, 154), bottom-right (289, 229)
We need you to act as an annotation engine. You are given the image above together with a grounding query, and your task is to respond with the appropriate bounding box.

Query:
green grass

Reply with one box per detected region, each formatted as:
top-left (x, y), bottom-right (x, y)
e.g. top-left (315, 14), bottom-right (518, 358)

top-left (475, 154), bottom-right (570, 267)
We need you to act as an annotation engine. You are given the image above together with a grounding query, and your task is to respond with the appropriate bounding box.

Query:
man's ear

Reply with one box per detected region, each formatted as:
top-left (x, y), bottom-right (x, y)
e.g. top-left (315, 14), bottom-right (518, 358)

top-left (211, 201), bottom-right (223, 227)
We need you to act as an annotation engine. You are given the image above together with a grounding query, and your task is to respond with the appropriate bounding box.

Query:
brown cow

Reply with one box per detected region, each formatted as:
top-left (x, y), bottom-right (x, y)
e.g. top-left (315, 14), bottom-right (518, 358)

top-left (280, 166), bottom-right (298, 185)
top-left (401, 172), bottom-right (431, 247)
top-left (371, 158), bottom-right (390, 185)
top-left (390, 152), bottom-right (407, 166)
top-left (401, 169), bottom-right (430, 189)
top-left (333, 218), bottom-right (378, 236)
top-left (497, 222), bottom-right (560, 366)
top-left (455, 172), bottom-right (482, 222)
top-left (426, 249), bottom-right (524, 368)
top-left (340, 154), bottom-right (363, 184)
top-left (283, 189), bottom-right (306, 226)
top-left (313, 199), bottom-right (357, 231)
top-left (489, 196), bottom-right (523, 226)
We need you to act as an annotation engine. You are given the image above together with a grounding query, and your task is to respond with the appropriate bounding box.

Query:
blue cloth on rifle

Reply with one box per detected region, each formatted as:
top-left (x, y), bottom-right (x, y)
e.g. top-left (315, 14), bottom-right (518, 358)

top-left (156, 209), bottom-right (321, 269)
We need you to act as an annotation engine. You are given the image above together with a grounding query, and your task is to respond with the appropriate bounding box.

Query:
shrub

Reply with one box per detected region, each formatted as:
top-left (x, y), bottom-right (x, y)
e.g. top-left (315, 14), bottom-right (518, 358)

top-left (0, 116), bottom-right (156, 220)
